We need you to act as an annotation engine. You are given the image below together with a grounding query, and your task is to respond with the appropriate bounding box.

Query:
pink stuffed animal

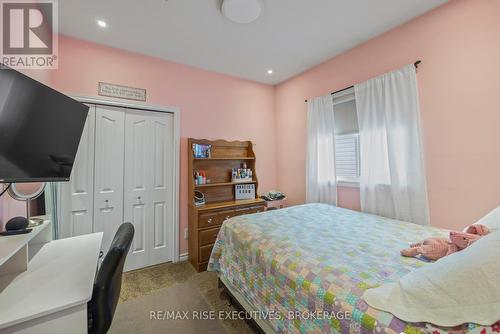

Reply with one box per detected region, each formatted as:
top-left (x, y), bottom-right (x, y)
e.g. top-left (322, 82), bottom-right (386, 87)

top-left (464, 223), bottom-right (490, 236)
top-left (401, 224), bottom-right (490, 261)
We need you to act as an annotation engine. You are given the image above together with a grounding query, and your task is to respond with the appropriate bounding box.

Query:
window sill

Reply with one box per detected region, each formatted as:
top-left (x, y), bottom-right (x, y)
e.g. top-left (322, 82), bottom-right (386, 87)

top-left (337, 180), bottom-right (359, 188)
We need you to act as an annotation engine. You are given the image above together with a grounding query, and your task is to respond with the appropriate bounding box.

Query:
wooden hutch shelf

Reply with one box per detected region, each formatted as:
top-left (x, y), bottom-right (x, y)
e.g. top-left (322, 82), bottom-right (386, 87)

top-left (188, 139), bottom-right (265, 272)
top-left (194, 181), bottom-right (256, 188)
top-left (193, 157), bottom-right (255, 161)
top-left (196, 198), bottom-right (264, 211)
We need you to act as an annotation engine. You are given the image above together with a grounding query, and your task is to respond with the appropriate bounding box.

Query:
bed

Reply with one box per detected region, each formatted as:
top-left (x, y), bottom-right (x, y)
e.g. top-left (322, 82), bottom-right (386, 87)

top-left (208, 203), bottom-right (498, 334)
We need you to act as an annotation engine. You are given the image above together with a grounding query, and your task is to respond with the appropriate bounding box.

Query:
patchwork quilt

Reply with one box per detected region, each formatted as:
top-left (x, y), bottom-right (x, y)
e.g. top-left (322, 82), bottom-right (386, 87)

top-left (208, 203), bottom-right (499, 334)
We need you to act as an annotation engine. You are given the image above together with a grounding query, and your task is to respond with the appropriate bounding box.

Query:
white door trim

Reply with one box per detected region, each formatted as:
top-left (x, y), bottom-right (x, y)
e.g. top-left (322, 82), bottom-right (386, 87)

top-left (71, 96), bottom-right (181, 263)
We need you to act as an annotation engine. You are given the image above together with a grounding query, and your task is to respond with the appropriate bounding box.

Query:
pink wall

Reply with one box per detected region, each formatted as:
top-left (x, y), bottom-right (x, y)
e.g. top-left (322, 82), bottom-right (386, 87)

top-left (275, 0), bottom-right (500, 231)
top-left (0, 195), bottom-right (25, 226)
top-left (0, 36), bottom-right (278, 253)
top-left (337, 186), bottom-right (361, 212)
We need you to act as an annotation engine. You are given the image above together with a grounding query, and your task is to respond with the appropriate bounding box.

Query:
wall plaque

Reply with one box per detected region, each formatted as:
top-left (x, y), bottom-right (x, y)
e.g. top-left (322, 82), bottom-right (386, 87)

top-left (98, 82), bottom-right (146, 101)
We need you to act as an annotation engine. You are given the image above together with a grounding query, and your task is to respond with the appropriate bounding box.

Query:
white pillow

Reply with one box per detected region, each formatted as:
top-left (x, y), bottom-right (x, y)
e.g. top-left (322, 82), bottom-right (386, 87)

top-left (475, 206), bottom-right (500, 231)
top-left (363, 229), bottom-right (500, 326)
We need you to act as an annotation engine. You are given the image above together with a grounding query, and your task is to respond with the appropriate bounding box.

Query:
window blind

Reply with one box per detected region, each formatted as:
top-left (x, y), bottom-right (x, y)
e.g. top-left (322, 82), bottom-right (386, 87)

top-left (335, 133), bottom-right (360, 181)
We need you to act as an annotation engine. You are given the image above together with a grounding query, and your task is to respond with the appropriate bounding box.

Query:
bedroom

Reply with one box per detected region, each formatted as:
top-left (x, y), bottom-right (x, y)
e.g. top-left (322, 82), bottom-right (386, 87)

top-left (0, 0), bottom-right (499, 333)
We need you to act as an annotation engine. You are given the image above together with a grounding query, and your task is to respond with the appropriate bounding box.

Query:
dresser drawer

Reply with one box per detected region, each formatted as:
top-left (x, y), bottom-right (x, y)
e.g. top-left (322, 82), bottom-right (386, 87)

top-left (199, 227), bottom-right (220, 246)
top-left (236, 205), bottom-right (265, 216)
top-left (199, 244), bottom-right (214, 263)
top-left (198, 209), bottom-right (235, 229)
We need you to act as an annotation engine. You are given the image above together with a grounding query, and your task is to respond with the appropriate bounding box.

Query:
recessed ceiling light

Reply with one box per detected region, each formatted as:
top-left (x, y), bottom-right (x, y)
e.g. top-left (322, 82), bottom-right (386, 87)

top-left (267, 69), bottom-right (273, 75)
top-left (97, 20), bottom-right (107, 28)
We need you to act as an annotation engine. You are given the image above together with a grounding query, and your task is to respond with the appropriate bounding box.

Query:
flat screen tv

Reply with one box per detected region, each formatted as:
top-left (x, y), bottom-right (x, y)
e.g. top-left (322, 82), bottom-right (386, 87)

top-left (0, 65), bottom-right (89, 183)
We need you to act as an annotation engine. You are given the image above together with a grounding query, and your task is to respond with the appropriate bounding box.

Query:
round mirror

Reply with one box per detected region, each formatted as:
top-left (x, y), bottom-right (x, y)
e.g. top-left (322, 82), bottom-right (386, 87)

top-left (7, 182), bottom-right (46, 227)
top-left (8, 182), bottom-right (45, 200)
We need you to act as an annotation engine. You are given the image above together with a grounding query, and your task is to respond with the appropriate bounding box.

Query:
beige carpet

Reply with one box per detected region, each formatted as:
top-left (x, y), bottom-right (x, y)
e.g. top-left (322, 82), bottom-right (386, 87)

top-left (115, 261), bottom-right (255, 334)
top-left (110, 281), bottom-right (225, 333)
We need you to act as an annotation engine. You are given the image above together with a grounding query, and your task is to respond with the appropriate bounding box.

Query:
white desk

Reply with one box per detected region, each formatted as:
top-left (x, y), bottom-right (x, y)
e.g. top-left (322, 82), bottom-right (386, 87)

top-left (0, 220), bottom-right (52, 276)
top-left (0, 221), bottom-right (102, 334)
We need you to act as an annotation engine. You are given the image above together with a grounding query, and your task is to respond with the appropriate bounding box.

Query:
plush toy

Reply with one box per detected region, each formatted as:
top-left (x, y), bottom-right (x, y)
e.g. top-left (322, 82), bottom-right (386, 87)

top-left (400, 224), bottom-right (490, 261)
top-left (464, 223), bottom-right (490, 236)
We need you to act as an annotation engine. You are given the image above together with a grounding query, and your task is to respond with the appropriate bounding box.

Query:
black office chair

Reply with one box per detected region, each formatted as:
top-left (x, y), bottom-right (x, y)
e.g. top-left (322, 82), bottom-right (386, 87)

top-left (88, 223), bottom-right (135, 334)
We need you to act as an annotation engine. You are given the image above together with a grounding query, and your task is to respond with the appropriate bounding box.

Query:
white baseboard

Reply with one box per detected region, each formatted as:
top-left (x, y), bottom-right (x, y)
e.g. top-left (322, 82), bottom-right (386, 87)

top-left (179, 252), bottom-right (189, 262)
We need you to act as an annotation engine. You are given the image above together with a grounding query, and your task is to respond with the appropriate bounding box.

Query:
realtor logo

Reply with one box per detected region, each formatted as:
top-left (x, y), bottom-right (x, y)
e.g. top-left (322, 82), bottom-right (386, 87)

top-left (1, 0), bottom-right (58, 69)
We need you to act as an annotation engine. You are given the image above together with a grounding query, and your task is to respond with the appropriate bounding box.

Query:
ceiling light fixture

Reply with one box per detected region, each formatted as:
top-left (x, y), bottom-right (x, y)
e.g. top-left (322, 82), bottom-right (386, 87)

top-left (267, 69), bottom-right (273, 75)
top-left (221, 0), bottom-right (262, 24)
top-left (97, 20), bottom-right (107, 28)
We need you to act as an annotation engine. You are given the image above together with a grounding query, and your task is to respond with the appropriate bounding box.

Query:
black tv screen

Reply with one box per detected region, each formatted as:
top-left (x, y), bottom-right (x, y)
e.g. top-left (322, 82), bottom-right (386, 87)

top-left (0, 66), bottom-right (89, 183)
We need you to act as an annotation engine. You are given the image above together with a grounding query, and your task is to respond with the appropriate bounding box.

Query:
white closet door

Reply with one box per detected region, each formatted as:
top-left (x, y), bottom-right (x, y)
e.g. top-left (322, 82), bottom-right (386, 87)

top-left (123, 111), bottom-right (151, 271)
top-left (94, 105), bottom-right (125, 253)
top-left (149, 113), bottom-right (173, 266)
top-left (123, 111), bottom-right (173, 270)
top-left (59, 104), bottom-right (95, 238)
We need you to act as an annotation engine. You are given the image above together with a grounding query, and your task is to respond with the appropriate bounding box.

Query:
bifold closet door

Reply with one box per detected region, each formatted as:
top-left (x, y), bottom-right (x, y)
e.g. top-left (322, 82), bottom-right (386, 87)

top-left (59, 103), bottom-right (174, 271)
top-left (148, 112), bottom-right (174, 267)
top-left (94, 105), bottom-right (125, 253)
top-left (124, 110), bottom-right (173, 271)
top-left (59, 105), bottom-right (95, 238)
top-left (123, 111), bottom-right (150, 271)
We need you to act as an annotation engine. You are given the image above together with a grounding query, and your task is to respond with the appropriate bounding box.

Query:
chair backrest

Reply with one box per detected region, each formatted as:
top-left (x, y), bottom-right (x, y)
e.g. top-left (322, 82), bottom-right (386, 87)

top-left (88, 222), bottom-right (134, 334)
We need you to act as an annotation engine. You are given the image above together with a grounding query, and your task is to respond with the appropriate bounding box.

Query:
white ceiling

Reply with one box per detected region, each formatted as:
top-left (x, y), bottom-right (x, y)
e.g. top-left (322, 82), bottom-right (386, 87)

top-left (59, 0), bottom-right (447, 85)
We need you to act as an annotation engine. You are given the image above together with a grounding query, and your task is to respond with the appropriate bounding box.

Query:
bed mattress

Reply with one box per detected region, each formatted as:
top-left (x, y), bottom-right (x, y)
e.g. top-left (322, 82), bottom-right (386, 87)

top-left (208, 203), bottom-right (498, 334)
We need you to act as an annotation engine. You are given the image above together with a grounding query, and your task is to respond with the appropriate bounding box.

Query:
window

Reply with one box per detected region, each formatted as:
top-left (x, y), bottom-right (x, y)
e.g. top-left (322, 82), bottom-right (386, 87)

top-left (332, 87), bottom-right (360, 184)
top-left (335, 133), bottom-right (360, 182)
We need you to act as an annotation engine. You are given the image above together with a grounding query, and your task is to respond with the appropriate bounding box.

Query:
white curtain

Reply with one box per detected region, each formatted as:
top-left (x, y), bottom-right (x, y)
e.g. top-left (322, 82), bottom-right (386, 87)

top-left (354, 64), bottom-right (429, 225)
top-left (306, 95), bottom-right (337, 205)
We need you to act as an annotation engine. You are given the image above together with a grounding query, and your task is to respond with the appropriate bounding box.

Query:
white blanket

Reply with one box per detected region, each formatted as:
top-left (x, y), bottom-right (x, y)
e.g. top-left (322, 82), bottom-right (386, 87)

top-left (363, 230), bottom-right (500, 327)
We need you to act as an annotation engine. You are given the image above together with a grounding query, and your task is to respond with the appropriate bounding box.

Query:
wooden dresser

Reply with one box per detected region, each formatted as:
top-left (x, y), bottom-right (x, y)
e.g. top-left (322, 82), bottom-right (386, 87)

top-left (188, 139), bottom-right (265, 272)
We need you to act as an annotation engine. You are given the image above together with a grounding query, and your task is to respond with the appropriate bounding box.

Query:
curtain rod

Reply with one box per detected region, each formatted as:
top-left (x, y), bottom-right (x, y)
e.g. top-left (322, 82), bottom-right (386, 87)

top-left (304, 60), bottom-right (421, 103)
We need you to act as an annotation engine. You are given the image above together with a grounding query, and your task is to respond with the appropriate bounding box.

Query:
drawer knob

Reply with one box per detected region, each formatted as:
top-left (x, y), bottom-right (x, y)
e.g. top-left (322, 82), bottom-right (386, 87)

top-left (207, 218), bottom-right (213, 224)
top-left (225, 216), bottom-right (230, 220)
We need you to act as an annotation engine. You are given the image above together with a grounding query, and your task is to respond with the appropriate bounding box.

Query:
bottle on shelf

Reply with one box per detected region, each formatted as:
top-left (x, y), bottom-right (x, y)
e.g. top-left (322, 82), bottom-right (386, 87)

top-left (231, 163), bottom-right (253, 183)
top-left (194, 170), bottom-right (208, 185)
